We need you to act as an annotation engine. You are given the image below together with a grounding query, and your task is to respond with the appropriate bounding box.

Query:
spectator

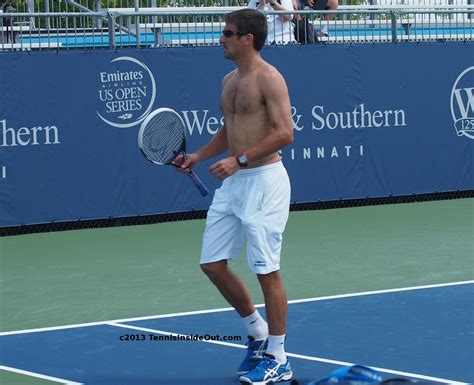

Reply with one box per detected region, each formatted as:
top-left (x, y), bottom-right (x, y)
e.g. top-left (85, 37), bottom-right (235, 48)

top-left (292, 0), bottom-right (316, 44)
top-left (3, 3), bottom-right (15, 43)
top-left (248, 0), bottom-right (296, 44)
top-left (304, 0), bottom-right (338, 37)
top-left (292, 0), bottom-right (302, 24)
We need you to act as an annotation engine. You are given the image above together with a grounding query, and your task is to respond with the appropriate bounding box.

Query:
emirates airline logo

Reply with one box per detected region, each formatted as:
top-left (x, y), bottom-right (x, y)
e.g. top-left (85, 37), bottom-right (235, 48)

top-left (96, 56), bottom-right (157, 129)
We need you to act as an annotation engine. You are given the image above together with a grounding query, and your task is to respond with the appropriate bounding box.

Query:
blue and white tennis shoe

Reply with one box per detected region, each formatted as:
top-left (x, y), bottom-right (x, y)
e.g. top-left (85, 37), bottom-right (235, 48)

top-left (239, 353), bottom-right (293, 384)
top-left (237, 336), bottom-right (268, 376)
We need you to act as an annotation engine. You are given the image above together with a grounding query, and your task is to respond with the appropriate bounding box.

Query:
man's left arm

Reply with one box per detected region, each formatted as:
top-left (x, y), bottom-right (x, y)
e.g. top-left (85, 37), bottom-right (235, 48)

top-left (244, 70), bottom-right (294, 163)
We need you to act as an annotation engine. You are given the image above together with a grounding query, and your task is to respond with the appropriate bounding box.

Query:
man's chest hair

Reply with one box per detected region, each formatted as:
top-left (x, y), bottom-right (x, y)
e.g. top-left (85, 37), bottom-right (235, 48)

top-left (221, 78), bottom-right (266, 115)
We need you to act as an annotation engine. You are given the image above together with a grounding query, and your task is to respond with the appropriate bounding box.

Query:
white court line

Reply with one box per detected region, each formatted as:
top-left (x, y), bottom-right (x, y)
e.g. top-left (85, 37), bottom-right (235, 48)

top-left (0, 365), bottom-right (83, 384)
top-left (1, 280), bottom-right (472, 337)
top-left (108, 322), bottom-right (469, 385)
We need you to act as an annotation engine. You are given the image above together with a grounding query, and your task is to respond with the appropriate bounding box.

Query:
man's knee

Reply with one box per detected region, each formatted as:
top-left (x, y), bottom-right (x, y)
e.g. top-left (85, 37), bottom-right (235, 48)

top-left (257, 270), bottom-right (282, 286)
top-left (200, 260), bottom-right (227, 278)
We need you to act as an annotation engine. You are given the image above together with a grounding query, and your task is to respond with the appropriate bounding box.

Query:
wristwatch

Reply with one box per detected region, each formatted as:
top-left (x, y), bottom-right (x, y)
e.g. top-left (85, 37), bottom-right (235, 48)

top-left (236, 153), bottom-right (249, 167)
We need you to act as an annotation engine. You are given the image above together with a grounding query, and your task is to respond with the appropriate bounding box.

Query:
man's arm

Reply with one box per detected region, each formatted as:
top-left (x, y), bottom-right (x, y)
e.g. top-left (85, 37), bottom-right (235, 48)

top-left (195, 124), bottom-right (229, 162)
top-left (244, 69), bottom-right (294, 163)
top-left (174, 124), bottom-right (228, 171)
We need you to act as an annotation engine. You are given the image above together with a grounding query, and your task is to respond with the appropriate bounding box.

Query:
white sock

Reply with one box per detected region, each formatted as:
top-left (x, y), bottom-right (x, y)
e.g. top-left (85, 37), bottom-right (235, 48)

top-left (242, 310), bottom-right (268, 341)
top-left (266, 334), bottom-right (286, 364)
top-left (321, 24), bottom-right (328, 34)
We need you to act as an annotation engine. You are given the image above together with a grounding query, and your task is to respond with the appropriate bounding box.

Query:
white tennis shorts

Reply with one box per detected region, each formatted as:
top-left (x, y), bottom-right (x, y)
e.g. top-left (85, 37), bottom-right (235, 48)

top-left (200, 161), bottom-right (291, 274)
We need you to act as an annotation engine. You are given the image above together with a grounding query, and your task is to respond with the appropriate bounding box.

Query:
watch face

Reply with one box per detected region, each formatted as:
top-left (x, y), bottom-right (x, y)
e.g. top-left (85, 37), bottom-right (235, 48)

top-left (238, 155), bottom-right (248, 165)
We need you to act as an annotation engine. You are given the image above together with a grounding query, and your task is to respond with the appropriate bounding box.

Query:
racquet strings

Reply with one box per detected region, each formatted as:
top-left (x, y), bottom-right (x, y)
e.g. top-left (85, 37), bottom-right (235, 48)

top-left (141, 110), bottom-right (185, 164)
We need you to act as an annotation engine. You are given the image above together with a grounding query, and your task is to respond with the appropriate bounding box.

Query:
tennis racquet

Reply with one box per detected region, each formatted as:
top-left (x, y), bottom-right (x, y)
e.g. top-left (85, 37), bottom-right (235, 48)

top-left (138, 107), bottom-right (209, 197)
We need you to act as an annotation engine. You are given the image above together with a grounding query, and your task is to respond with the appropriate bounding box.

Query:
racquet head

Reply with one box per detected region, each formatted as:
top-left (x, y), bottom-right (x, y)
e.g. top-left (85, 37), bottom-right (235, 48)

top-left (138, 108), bottom-right (187, 165)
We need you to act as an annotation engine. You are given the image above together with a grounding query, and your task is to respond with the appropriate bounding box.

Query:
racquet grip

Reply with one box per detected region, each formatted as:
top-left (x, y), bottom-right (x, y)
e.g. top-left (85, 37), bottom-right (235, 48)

top-left (186, 170), bottom-right (209, 197)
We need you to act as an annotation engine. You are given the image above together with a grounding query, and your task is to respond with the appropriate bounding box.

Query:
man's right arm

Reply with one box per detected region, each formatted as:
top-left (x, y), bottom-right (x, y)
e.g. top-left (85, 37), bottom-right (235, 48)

top-left (195, 124), bottom-right (229, 163)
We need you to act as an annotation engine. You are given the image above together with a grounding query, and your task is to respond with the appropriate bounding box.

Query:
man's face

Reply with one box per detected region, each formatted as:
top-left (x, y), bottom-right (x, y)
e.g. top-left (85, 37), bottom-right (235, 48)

top-left (220, 23), bottom-right (245, 60)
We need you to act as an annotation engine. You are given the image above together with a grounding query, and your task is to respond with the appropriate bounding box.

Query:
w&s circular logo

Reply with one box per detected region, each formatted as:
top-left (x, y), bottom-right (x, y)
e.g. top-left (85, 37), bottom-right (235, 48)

top-left (97, 56), bottom-right (157, 129)
top-left (450, 66), bottom-right (474, 140)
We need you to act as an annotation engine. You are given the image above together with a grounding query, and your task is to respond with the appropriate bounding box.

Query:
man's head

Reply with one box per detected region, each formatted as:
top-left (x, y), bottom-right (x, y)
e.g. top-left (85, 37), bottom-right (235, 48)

top-left (221, 9), bottom-right (267, 56)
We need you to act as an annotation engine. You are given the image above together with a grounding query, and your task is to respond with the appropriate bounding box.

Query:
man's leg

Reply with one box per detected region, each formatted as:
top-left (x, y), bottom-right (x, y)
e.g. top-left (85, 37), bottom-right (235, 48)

top-left (201, 260), bottom-right (268, 338)
top-left (318, 0), bottom-right (337, 36)
top-left (201, 259), bottom-right (255, 317)
top-left (257, 270), bottom-right (288, 363)
top-left (325, 0), bottom-right (338, 21)
top-left (239, 270), bottom-right (292, 384)
top-left (238, 164), bottom-right (292, 383)
top-left (201, 259), bottom-right (269, 376)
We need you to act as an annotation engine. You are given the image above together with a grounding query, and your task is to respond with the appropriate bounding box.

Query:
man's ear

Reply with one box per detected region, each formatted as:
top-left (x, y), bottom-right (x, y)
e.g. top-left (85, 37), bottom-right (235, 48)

top-left (245, 33), bottom-right (255, 46)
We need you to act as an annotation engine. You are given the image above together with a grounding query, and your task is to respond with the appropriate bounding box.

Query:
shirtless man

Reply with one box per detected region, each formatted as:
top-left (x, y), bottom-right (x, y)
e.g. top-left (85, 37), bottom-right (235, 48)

top-left (175, 9), bottom-right (294, 385)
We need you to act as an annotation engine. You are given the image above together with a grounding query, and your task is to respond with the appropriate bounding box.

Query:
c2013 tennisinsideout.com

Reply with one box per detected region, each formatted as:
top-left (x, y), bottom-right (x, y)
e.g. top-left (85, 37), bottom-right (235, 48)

top-left (118, 333), bottom-right (243, 342)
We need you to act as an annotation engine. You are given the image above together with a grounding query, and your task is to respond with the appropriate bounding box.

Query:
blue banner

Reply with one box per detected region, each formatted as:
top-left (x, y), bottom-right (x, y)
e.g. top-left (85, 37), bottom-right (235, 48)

top-left (0, 43), bottom-right (473, 227)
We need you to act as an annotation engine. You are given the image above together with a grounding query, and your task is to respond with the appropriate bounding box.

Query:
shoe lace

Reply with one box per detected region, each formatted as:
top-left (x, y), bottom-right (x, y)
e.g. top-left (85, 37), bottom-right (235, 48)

top-left (247, 338), bottom-right (265, 355)
top-left (255, 356), bottom-right (274, 370)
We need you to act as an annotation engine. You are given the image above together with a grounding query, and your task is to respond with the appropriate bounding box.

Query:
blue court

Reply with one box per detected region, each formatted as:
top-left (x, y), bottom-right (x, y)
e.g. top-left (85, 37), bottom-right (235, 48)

top-left (1, 282), bottom-right (472, 385)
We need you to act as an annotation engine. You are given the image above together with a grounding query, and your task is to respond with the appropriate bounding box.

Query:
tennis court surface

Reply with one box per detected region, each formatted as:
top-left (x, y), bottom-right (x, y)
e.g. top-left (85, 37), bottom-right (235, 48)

top-left (1, 199), bottom-right (473, 384)
top-left (1, 281), bottom-right (473, 384)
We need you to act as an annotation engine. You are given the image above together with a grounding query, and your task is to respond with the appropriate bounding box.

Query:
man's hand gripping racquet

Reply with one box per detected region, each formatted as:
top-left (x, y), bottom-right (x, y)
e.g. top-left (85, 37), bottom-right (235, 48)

top-left (138, 108), bottom-right (209, 197)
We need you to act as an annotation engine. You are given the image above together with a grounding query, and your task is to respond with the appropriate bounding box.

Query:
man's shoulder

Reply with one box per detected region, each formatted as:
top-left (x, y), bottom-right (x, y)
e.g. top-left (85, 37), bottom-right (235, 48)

top-left (223, 69), bottom-right (237, 83)
top-left (254, 65), bottom-right (288, 95)
top-left (255, 63), bottom-right (284, 83)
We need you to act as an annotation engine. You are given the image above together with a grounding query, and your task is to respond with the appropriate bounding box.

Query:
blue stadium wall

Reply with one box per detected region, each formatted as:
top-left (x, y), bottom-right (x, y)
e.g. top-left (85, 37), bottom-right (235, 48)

top-left (0, 43), bottom-right (473, 227)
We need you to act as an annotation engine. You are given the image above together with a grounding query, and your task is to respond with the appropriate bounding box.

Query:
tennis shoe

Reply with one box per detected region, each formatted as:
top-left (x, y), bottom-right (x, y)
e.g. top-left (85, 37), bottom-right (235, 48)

top-left (239, 353), bottom-right (293, 384)
top-left (237, 336), bottom-right (268, 376)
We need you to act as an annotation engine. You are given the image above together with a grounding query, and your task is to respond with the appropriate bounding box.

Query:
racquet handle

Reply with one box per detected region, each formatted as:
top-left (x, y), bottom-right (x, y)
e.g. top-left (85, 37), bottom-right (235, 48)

top-left (186, 170), bottom-right (209, 197)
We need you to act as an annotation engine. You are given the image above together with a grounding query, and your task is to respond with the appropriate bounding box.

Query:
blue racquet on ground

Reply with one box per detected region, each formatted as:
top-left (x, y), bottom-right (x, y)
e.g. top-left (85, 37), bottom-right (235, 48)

top-left (138, 107), bottom-right (209, 197)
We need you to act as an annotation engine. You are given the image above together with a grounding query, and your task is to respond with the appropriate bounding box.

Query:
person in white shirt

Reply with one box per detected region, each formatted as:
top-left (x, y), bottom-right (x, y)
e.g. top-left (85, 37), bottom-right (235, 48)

top-left (248, 0), bottom-right (295, 44)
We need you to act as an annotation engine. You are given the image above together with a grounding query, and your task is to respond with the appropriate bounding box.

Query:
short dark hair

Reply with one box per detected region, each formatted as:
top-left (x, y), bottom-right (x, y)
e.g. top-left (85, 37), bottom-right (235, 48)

top-left (224, 9), bottom-right (267, 51)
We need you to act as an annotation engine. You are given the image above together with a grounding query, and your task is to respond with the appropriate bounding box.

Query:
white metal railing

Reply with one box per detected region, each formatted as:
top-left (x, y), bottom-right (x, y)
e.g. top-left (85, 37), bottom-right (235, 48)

top-left (2, 0), bottom-right (473, 14)
top-left (0, 6), bottom-right (472, 50)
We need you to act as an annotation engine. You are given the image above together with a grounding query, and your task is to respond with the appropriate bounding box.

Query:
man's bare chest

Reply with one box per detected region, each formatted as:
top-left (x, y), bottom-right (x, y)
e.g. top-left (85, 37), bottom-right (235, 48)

top-left (221, 79), bottom-right (264, 115)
